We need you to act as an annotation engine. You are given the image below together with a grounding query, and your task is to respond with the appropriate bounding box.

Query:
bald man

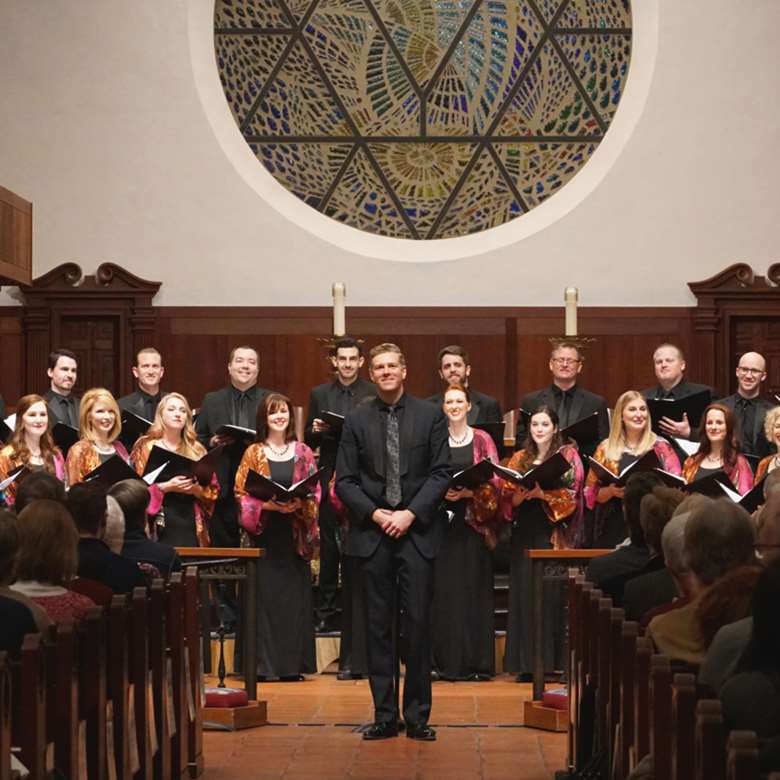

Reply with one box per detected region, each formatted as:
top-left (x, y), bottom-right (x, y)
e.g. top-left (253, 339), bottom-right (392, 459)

top-left (717, 352), bottom-right (775, 462)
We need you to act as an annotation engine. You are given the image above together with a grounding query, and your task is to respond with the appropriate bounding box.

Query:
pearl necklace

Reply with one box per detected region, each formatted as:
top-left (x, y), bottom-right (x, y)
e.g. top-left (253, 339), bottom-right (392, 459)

top-left (448, 428), bottom-right (470, 445)
top-left (266, 442), bottom-right (290, 457)
top-left (94, 442), bottom-right (114, 455)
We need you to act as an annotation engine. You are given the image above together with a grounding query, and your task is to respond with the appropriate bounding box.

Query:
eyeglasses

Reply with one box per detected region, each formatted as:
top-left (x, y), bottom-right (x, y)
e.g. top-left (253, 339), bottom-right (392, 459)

top-left (552, 358), bottom-right (580, 366)
top-left (737, 367), bottom-right (764, 376)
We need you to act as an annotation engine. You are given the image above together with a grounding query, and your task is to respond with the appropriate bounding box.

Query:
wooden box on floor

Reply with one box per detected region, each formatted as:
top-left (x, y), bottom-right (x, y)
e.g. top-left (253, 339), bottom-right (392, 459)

top-left (523, 700), bottom-right (567, 732)
top-left (203, 700), bottom-right (268, 731)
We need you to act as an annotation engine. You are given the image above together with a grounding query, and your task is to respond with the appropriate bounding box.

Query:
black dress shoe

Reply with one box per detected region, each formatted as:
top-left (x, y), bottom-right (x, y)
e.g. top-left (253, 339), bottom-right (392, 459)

top-left (279, 674), bottom-right (305, 682)
top-left (406, 723), bottom-right (436, 741)
top-left (515, 672), bottom-right (533, 683)
top-left (362, 721), bottom-right (399, 740)
top-left (468, 673), bottom-right (493, 682)
top-left (430, 669), bottom-right (441, 681)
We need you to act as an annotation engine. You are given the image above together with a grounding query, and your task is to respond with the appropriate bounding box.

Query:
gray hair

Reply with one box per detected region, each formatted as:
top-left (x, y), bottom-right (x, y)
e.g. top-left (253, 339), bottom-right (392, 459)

top-left (104, 495), bottom-right (126, 554)
top-left (662, 512), bottom-right (691, 575)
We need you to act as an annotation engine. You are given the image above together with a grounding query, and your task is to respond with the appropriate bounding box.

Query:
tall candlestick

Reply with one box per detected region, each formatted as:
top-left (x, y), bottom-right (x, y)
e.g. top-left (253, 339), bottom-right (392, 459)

top-left (332, 282), bottom-right (346, 337)
top-left (564, 287), bottom-right (578, 337)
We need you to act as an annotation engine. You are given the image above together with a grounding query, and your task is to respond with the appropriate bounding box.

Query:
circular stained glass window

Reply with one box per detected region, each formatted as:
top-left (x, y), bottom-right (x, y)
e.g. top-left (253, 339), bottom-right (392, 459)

top-left (215, 0), bottom-right (632, 240)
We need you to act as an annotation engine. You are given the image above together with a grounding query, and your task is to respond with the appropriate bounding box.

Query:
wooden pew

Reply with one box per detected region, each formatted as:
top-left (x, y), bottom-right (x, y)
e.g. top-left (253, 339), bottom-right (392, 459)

top-left (107, 595), bottom-right (131, 780)
top-left (129, 587), bottom-right (153, 780)
top-left (606, 606), bottom-right (624, 768)
top-left (671, 673), bottom-right (697, 780)
top-left (615, 619), bottom-right (638, 778)
top-left (149, 581), bottom-right (172, 780)
top-left (726, 731), bottom-right (760, 779)
top-left (595, 595), bottom-right (613, 763)
top-left (574, 587), bottom-right (604, 771)
top-left (649, 654), bottom-right (673, 780)
top-left (12, 633), bottom-right (47, 779)
top-left (695, 699), bottom-right (726, 780)
top-left (630, 636), bottom-right (653, 771)
top-left (566, 572), bottom-right (590, 773)
top-left (79, 606), bottom-right (107, 780)
top-left (45, 621), bottom-right (79, 779)
top-left (0, 652), bottom-right (11, 780)
top-left (167, 572), bottom-right (190, 779)
top-left (184, 567), bottom-right (204, 778)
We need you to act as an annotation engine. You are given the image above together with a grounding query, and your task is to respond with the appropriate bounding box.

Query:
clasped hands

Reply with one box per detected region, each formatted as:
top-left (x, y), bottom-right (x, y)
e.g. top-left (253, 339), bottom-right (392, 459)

top-left (445, 487), bottom-right (473, 502)
top-left (511, 482), bottom-right (544, 506)
top-left (372, 508), bottom-right (415, 539)
top-left (265, 497), bottom-right (303, 513)
top-left (596, 483), bottom-right (624, 503)
top-left (159, 475), bottom-right (202, 496)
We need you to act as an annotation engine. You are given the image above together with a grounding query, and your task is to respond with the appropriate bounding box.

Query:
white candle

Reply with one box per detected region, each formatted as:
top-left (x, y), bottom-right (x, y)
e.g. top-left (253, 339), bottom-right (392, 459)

top-left (332, 282), bottom-right (346, 337)
top-left (564, 287), bottom-right (578, 337)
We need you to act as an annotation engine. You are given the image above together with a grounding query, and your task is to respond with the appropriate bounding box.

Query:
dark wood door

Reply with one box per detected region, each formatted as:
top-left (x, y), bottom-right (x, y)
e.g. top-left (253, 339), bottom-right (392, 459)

top-left (731, 316), bottom-right (780, 400)
top-left (60, 316), bottom-right (120, 396)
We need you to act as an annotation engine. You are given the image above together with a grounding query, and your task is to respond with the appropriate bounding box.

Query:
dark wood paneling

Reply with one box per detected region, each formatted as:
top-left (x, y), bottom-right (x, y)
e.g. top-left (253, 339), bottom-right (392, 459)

top-left (0, 309), bottom-right (24, 406)
top-left (0, 185), bottom-right (32, 286)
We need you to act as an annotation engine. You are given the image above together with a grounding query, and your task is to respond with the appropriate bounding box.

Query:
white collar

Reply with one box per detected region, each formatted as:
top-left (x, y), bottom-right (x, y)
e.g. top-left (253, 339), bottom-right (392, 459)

top-left (9, 580), bottom-right (68, 597)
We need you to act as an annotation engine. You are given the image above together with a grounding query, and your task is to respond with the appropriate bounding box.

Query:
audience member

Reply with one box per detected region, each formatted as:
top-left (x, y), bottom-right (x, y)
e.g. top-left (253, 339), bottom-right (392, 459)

top-left (647, 498), bottom-right (756, 664)
top-left (109, 479), bottom-right (181, 578)
top-left (622, 486), bottom-right (685, 620)
top-left (104, 494), bottom-right (126, 553)
top-left (67, 482), bottom-right (144, 593)
top-left (14, 470), bottom-right (67, 513)
top-left (586, 471), bottom-right (663, 603)
top-left (10, 500), bottom-right (95, 622)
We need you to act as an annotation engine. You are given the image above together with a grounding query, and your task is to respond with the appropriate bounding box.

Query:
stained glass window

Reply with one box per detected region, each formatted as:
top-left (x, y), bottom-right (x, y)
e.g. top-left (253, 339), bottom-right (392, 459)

top-left (215, 0), bottom-right (632, 239)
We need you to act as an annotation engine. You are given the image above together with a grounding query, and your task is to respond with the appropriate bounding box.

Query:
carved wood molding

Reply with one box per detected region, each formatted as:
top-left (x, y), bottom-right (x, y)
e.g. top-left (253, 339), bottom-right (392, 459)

top-left (21, 262), bottom-right (161, 301)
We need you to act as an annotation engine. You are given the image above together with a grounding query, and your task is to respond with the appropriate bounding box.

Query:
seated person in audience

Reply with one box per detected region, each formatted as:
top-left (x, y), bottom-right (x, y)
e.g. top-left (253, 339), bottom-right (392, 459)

top-left (10, 499), bottom-right (95, 622)
top-left (0, 508), bottom-right (52, 640)
top-left (0, 394), bottom-right (67, 507)
top-left (621, 486), bottom-right (685, 620)
top-left (646, 498), bottom-right (756, 665)
top-left (699, 491), bottom-right (780, 693)
top-left (104, 494), bottom-right (125, 553)
top-left (0, 592), bottom-right (38, 654)
top-left (14, 470), bottom-right (67, 513)
top-left (67, 482), bottom-right (144, 593)
top-left (66, 387), bottom-right (130, 485)
top-left (586, 471), bottom-right (663, 603)
top-left (681, 403), bottom-right (753, 494)
top-left (755, 405), bottom-right (780, 481)
top-left (585, 390), bottom-right (680, 548)
top-left (719, 557), bottom-right (780, 774)
top-left (717, 352), bottom-right (775, 463)
top-left (109, 479), bottom-right (181, 579)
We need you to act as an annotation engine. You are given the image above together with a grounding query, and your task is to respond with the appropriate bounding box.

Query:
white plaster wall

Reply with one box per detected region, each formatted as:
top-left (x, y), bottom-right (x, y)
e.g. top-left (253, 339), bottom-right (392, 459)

top-left (0, 1), bottom-right (778, 307)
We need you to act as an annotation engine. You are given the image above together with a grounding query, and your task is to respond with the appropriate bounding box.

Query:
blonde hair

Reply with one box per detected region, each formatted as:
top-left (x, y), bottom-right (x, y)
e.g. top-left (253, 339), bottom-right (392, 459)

top-left (143, 392), bottom-right (204, 460)
top-left (605, 390), bottom-right (657, 462)
top-left (764, 406), bottom-right (780, 444)
top-left (79, 388), bottom-right (121, 443)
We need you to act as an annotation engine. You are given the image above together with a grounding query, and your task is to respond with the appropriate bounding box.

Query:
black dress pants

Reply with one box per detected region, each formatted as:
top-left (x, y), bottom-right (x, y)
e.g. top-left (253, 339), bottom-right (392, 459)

top-left (360, 534), bottom-right (433, 727)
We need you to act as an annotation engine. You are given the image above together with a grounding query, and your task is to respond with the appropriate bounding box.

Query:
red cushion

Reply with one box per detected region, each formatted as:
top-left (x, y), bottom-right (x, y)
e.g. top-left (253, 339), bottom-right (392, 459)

top-left (204, 687), bottom-right (249, 708)
top-left (541, 687), bottom-right (568, 710)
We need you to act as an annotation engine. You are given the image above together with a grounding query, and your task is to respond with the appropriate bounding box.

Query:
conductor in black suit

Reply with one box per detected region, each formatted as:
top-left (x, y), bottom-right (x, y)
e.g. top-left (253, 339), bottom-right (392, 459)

top-left (518, 342), bottom-right (608, 456)
top-left (304, 336), bottom-right (374, 636)
top-left (717, 351), bottom-right (775, 462)
top-left (641, 343), bottom-right (713, 439)
top-left (336, 343), bottom-right (450, 741)
top-left (118, 347), bottom-right (165, 421)
top-left (43, 348), bottom-right (80, 428)
top-left (195, 345), bottom-right (274, 547)
top-left (426, 344), bottom-right (502, 424)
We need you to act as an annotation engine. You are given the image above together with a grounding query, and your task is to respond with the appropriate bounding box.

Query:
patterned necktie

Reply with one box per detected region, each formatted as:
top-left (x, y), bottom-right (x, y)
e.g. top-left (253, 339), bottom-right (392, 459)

top-left (386, 405), bottom-right (402, 508)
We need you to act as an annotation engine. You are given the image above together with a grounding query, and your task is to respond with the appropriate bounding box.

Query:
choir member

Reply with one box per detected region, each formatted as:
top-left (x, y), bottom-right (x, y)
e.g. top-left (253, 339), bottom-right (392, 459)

top-left (0, 394), bottom-right (66, 507)
top-left (517, 342), bottom-right (609, 457)
top-left (234, 393), bottom-right (320, 680)
top-left (43, 348), bottom-right (80, 427)
top-left (682, 403), bottom-right (754, 494)
top-left (118, 346), bottom-right (165, 420)
top-left (195, 345), bottom-right (274, 548)
top-left (641, 343), bottom-right (713, 438)
top-left (426, 344), bottom-right (503, 423)
top-left (66, 388), bottom-right (130, 485)
top-left (304, 336), bottom-right (374, 637)
top-left (500, 406), bottom-right (584, 681)
top-left (717, 352), bottom-right (775, 462)
top-left (585, 390), bottom-right (681, 548)
top-left (431, 384), bottom-right (500, 681)
top-left (130, 392), bottom-right (218, 547)
top-left (755, 407), bottom-right (780, 481)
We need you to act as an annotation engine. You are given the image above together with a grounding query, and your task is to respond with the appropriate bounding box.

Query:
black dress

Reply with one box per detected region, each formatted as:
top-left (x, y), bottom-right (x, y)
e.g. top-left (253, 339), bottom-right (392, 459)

top-left (592, 452), bottom-right (637, 549)
top-left (505, 493), bottom-right (564, 676)
top-left (431, 441), bottom-right (495, 680)
top-left (158, 492), bottom-right (199, 547)
top-left (252, 457), bottom-right (316, 678)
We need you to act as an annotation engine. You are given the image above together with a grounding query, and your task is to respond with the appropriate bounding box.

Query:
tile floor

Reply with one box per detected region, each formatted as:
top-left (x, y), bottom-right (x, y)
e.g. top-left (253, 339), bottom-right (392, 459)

top-left (202, 673), bottom-right (567, 779)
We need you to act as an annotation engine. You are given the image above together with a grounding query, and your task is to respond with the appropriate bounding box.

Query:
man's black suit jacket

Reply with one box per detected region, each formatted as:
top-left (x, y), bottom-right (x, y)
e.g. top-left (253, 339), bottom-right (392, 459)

top-left (335, 394), bottom-right (450, 561)
top-left (43, 389), bottom-right (80, 427)
top-left (425, 388), bottom-right (503, 425)
top-left (77, 537), bottom-right (145, 594)
top-left (717, 392), bottom-right (776, 459)
top-left (517, 384), bottom-right (609, 452)
top-left (118, 389), bottom-right (162, 419)
top-left (304, 377), bottom-right (375, 471)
